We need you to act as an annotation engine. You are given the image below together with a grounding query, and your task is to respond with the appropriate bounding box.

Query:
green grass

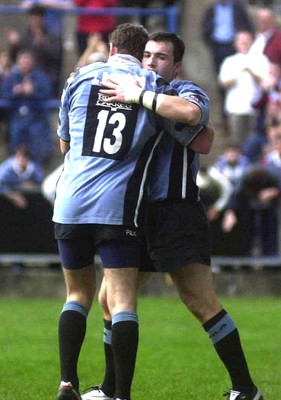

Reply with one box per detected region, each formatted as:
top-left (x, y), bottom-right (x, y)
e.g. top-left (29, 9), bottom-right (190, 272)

top-left (0, 296), bottom-right (280, 399)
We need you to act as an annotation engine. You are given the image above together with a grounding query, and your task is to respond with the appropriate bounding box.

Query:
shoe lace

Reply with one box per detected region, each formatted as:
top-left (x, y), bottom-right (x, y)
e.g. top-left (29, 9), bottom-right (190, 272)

top-left (82, 384), bottom-right (102, 394)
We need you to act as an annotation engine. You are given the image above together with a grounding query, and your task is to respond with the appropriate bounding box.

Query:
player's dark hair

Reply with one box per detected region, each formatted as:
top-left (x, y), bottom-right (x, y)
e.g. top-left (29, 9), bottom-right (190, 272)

top-left (148, 32), bottom-right (185, 63)
top-left (109, 23), bottom-right (149, 61)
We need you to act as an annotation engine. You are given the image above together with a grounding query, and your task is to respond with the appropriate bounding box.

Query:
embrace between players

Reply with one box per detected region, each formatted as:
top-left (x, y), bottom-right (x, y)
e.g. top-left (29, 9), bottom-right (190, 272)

top-left (53, 23), bottom-right (264, 400)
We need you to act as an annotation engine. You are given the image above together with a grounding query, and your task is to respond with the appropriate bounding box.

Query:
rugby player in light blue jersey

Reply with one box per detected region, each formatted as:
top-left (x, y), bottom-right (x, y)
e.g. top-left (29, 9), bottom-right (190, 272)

top-left (83, 33), bottom-right (263, 400)
top-left (54, 24), bottom-right (206, 400)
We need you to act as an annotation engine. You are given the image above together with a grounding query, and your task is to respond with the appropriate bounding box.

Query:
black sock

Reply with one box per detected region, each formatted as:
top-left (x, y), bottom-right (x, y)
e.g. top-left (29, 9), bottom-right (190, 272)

top-left (203, 309), bottom-right (254, 393)
top-left (58, 302), bottom-right (88, 390)
top-left (101, 319), bottom-right (115, 397)
top-left (111, 312), bottom-right (139, 400)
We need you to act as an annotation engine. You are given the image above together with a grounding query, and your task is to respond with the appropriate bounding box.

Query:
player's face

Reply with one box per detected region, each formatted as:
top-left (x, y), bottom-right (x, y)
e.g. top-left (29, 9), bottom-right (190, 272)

top-left (142, 40), bottom-right (182, 83)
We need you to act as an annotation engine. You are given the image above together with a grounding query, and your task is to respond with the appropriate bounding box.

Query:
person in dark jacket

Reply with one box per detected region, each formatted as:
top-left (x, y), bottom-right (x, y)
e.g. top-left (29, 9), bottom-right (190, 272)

top-left (1, 50), bottom-right (53, 165)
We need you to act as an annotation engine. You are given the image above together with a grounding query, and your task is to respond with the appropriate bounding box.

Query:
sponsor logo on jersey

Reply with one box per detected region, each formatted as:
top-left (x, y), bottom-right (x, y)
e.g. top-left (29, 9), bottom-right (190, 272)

top-left (97, 93), bottom-right (133, 112)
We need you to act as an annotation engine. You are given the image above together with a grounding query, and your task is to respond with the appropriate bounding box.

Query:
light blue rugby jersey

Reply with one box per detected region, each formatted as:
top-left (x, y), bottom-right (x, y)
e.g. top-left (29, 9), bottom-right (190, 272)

top-left (146, 79), bottom-right (210, 203)
top-left (53, 55), bottom-right (176, 227)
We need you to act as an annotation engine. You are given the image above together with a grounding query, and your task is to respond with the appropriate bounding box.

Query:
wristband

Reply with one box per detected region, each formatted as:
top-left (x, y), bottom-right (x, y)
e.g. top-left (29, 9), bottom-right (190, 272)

top-left (123, 85), bottom-right (143, 104)
top-left (139, 91), bottom-right (164, 112)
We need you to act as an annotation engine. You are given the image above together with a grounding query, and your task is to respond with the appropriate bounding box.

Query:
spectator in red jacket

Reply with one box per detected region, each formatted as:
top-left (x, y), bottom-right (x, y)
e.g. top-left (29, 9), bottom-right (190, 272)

top-left (74, 0), bottom-right (119, 55)
top-left (250, 7), bottom-right (281, 69)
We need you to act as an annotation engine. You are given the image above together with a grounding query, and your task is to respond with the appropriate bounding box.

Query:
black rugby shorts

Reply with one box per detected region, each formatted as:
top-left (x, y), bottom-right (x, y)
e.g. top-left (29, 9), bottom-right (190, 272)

top-left (145, 201), bottom-right (211, 272)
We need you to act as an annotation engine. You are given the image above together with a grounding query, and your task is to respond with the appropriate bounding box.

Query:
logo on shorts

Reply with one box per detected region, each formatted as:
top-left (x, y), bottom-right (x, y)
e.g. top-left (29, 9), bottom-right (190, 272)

top-left (126, 229), bottom-right (137, 237)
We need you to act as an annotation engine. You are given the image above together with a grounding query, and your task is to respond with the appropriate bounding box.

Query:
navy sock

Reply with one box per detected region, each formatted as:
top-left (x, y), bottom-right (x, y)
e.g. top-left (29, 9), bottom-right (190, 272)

top-left (58, 301), bottom-right (88, 390)
top-left (101, 319), bottom-right (115, 397)
top-left (111, 312), bottom-right (139, 400)
top-left (204, 309), bottom-right (254, 393)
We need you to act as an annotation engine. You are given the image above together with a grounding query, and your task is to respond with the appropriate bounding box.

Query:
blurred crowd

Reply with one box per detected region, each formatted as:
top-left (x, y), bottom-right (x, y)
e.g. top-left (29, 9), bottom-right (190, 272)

top-left (0, 0), bottom-right (280, 257)
top-left (200, 1), bottom-right (281, 257)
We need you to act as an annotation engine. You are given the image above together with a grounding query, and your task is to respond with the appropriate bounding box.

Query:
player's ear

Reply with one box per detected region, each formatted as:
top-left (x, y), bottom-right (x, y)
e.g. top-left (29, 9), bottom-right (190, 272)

top-left (109, 43), bottom-right (118, 57)
top-left (174, 61), bottom-right (183, 77)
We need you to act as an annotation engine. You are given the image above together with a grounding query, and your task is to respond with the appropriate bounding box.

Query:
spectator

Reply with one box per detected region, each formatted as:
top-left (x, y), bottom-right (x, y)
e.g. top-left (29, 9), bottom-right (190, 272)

top-left (250, 7), bottom-right (281, 70)
top-left (0, 49), bottom-right (13, 148)
top-left (74, 0), bottom-right (119, 55)
top-left (21, 0), bottom-right (73, 36)
top-left (243, 63), bottom-right (281, 162)
top-left (0, 145), bottom-right (44, 209)
top-left (121, 0), bottom-right (177, 28)
top-left (76, 32), bottom-right (108, 68)
top-left (0, 49), bottom-right (13, 81)
top-left (1, 50), bottom-right (53, 166)
top-left (197, 165), bottom-right (234, 256)
top-left (213, 141), bottom-right (252, 187)
top-left (219, 31), bottom-right (269, 144)
top-left (6, 4), bottom-right (62, 95)
top-left (263, 127), bottom-right (281, 170)
top-left (197, 164), bottom-right (233, 223)
top-left (201, 0), bottom-right (254, 123)
top-left (222, 164), bottom-right (281, 256)
top-left (262, 62), bottom-right (281, 125)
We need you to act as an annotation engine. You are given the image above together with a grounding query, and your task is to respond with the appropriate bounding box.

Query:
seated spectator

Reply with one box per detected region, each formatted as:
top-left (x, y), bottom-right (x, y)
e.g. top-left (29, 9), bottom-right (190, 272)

top-left (213, 141), bottom-right (252, 187)
top-left (0, 145), bottom-right (44, 209)
top-left (218, 31), bottom-right (269, 144)
top-left (6, 4), bottom-right (62, 95)
top-left (1, 50), bottom-right (53, 166)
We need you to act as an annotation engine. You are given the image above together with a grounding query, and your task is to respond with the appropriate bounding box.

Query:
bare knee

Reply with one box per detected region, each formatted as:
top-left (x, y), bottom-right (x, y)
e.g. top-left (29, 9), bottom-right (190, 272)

top-left (63, 265), bottom-right (96, 310)
top-left (170, 264), bottom-right (222, 324)
top-left (179, 290), bottom-right (222, 323)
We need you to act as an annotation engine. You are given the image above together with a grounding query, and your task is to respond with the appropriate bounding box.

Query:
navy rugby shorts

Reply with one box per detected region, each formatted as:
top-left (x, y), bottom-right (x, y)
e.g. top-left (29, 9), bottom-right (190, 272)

top-left (145, 200), bottom-right (211, 272)
top-left (54, 223), bottom-right (154, 271)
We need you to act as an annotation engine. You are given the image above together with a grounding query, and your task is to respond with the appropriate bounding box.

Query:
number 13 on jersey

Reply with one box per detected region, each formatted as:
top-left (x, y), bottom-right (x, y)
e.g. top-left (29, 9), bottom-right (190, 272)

top-left (82, 85), bottom-right (139, 160)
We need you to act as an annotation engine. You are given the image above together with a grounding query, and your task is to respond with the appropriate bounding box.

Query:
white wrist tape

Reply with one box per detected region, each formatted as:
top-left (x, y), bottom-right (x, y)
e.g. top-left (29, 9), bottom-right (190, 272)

top-left (139, 91), bottom-right (164, 112)
top-left (123, 85), bottom-right (143, 104)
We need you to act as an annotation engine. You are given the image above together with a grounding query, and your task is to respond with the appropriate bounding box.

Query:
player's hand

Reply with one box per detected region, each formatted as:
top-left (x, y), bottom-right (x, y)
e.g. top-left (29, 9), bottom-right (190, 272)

top-left (221, 210), bottom-right (237, 232)
top-left (100, 73), bottom-right (143, 104)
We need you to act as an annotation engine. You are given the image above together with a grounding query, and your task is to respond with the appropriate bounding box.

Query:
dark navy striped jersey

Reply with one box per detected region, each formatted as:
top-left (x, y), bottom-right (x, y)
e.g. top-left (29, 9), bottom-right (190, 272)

top-left (146, 79), bottom-right (210, 202)
top-left (53, 55), bottom-right (178, 227)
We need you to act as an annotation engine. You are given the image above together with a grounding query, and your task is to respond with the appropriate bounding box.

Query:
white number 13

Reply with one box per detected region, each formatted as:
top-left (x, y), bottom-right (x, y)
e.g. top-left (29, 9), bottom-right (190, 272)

top-left (93, 110), bottom-right (126, 154)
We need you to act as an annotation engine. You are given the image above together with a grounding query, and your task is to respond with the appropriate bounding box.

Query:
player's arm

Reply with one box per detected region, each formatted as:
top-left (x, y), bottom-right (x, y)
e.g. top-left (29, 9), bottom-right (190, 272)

top-left (100, 75), bottom-right (201, 125)
top-left (147, 93), bottom-right (201, 124)
top-left (188, 123), bottom-right (214, 154)
top-left (59, 138), bottom-right (70, 155)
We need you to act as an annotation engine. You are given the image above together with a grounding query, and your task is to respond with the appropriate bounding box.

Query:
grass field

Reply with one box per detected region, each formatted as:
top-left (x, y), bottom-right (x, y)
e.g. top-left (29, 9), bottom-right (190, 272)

top-left (0, 296), bottom-right (280, 400)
